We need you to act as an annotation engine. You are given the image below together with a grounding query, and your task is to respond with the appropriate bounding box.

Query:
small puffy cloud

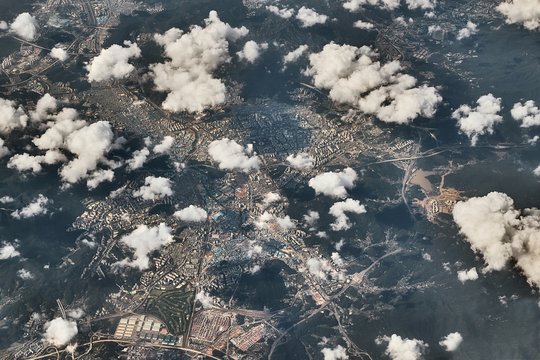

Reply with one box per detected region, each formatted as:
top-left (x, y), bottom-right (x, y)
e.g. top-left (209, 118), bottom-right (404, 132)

top-left (30, 93), bottom-right (57, 122)
top-left (174, 205), bottom-right (207, 222)
top-left (309, 167), bottom-right (357, 198)
top-left (0, 195), bottom-right (14, 203)
top-left (0, 138), bottom-right (9, 158)
top-left (329, 198), bottom-right (367, 231)
top-left (17, 268), bottom-right (34, 279)
top-left (497, 0), bottom-right (540, 31)
top-left (33, 108), bottom-right (85, 150)
top-left (195, 291), bottom-right (215, 308)
top-left (67, 308), bottom-right (85, 319)
top-left (439, 332), bottom-right (463, 352)
top-left (208, 138), bottom-right (260, 173)
top-left (306, 43), bottom-right (442, 124)
top-left (405, 0), bottom-right (437, 10)
top-left (237, 41), bottom-right (268, 63)
top-left (43, 318), bottom-right (78, 347)
top-left (376, 334), bottom-right (428, 360)
top-left (304, 210), bottom-right (320, 227)
top-left (0, 98), bottom-right (28, 134)
top-left (150, 11), bottom-right (248, 113)
top-left (452, 94), bottom-right (502, 146)
top-left (266, 5), bottom-right (295, 19)
top-left (7, 150), bottom-right (65, 173)
top-left (287, 152), bottom-right (314, 169)
top-left (511, 100), bottom-right (540, 127)
top-left (116, 223), bottom-right (173, 270)
top-left (354, 20), bottom-right (374, 29)
top-left (296, 7), bottom-right (328, 27)
top-left (153, 136), bottom-right (174, 154)
top-left (86, 169), bottom-right (114, 189)
top-left (255, 211), bottom-right (295, 231)
top-left (283, 45), bottom-right (309, 64)
top-left (306, 257), bottom-right (345, 281)
top-left (456, 21), bottom-right (478, 40)
top-left (321, 345), bottom-right (349, 360)
top-left (0, 21), bottom-right (7, 30)
top-left (50, 47), bottom-right (68, 61)
top-left (11, 194), bottom-right (49, 219)
top-left (262, 192), bottom-right (281, 207)
top-left (133, 176), bottom-right (174, 200)
top-left (453, 192), bottom-right (540, 288)
top-left (457, 267), bottom-right (478, 283)
top-left (10, 13), bottom-right (38, 41)
top-left (60, 121), bottom-right (114, 183)
top-left (0, 242), bottom-right (20, 259)
top-left (341, 0), bottom-right (400, 12)
top-left (126, 147), bottom-right (150, 171)
top-left (86, 41), bottom-right (141, 82)
top-left (534, 165), bottom-right (540, 176)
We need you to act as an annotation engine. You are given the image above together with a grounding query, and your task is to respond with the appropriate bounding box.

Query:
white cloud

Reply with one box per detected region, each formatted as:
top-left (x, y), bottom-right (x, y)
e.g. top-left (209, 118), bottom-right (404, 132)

top-left (60, 121), bottom-right (114, 183)
top-left (174, 205), bottom-right (207, 222)
top-left (306, 257), bottom-right (345, 281)
top-left (150, 11), bottom-right (248, 113)
top-left (283, 45), bottom-right (309, 64)
top-left (304, 210), bottom-right (320, 226)
top-left (296, 7), bottom-right (328, 27)
top-left (329, 198), bottom-right (367, 231)
top-left (17, 268), bottom-right (34, 279)
top-left (331, 252), bottom-right (345, 267)
top-left (0, 138), bottom-right (9, 158)
top-left (341, 0), bottom-right (399, 11)
top-left (0, 21), bottom-right (7, 30)
top-left (497, 0), bottom-right (540, 31)
top-left (261, 192), bottom-right (280, 207)
top-left (86, 169), bottom-right (114, 189)
top-left (534, 165), bottom-right (540, 176)
top-left (115, 223), bottom-right (173, 270)
top-left (86, 41), bottom-right (141, 82)
top-left (153, 136), bottom-right (174, 153)
top-left (456, 21), bottom-right (478, 40)
top-left (0, 98), bottom-right (28, 134)
top-left (30, 93), bottom-right (57, 122)
top-left (126, 147), bottom-right (150, 171)
top-left (439, 332), bottom-right (463, 352)
top-left (321, 345), bottom-right (349, 360)
top-left (10, 13), bottom-right (38, 41)
top-left (7, 150), bottom-right (66, 173)
top-left (0, 242), bottom-right (20, 259)
top-left (453, 192), bottom-right (540, 288)
top-left (0, 195), bottom-right (14, 203)
top-left (237, 40), bottom-right (268, 63)
top-left (266, 5), bottom-right (295, 19)
top-left (67, 308), bottom-right (85, 319)
top-left (50, 47), bottom-right (69, 61)
top-left (43, 318), bottom-right (78, 347)
top-left (457, 267), bottom-right (478, 283)
top-left (11, 194), bottom-right (49, 219)
top-left (208, 138), bottom-right (260, 173)
top-left (354, 20), bottom-right (374, 29)
top-left (195, 291), bottom-right (215, 308)
top-left (287, 152), bottom-right (314, 169)
top-left (33, 108), bottom-right (85, 150)
top-left (306, 43), bottom-right (442, 124)
top-left (452, 94), bottom-right (502, 146)
top-left (133, 176), bottom-right (174, 200)
top-left (309, 167), bottom-right (357, 198)
top-left (255, 211), bottom-right (295, 231)
top-left (405, 0), bottom-right (436, 10)
top-left (511, 100), bottom-right (540, 127)
top-left (376, 334), bottom-right (428, 360)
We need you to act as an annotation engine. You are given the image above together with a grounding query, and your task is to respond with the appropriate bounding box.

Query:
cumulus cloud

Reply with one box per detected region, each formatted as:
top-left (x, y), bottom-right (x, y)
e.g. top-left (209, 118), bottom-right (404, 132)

top-left (50, 47), bottom-right (69, 62)
top-left (153, 136), bottom-right (174, 154)
top-left (255, 211), bottom-right (295, 231)
top-left (457, 267), bottom-right (478, 283)
top-left (306, 43), bottom-right (442, 124)
top-left (309, 167), bottom-right (357, 198)
top-left (30, 93), bottom-right (57, 122)
top-left (511, 100), bottom-right (540, 127)
top-left (306, 257), bottom-right (345, 281)
top-left (11, 194), bottom-right (49, 219)
top-left (86, 41), bottom-right (141, 82)
top-left (283, 45), bottom-right (309, 64)
top-left (497, 0), bottom-right (540, 31)
top-left (133, 176), bottom-right (174, 200)
top-left (329, 198), bottom-right (367, 231)
top-left (534, 165), bottom-right (540, 176)
top-left (321, 345), bottom-right (349, 360)
top-left (150, 11), bottom-right (248, 113)
top-left (43, 318), bottom-right (78, 347)
top-left (86, 169), bottom-right (114, 189)
top-left (439, 332), bottom-right (463, 352)
top-left (10, 13), bottom-right (38, 41)
top-left (376, 334), bottom-right (428, 360)
top-left (456, 21), bottom-right (478, 40)
top-left (208, 138), bottom-right (260, 172)
top-left (452, 94), bottom-right (502, 146)
top-left (354, 20), bottom-right (374, 29)
top-left (0, 98), bottom-right (28, 134)
top-left (174, 205), bottom-right (207, 222)
top-left (17, 268), bottom-right (34, 279)
top-left (237, 41), bottom-right (268, 63)
top-left (116, 223), bottom-right (173, 270)
top-left (0, 242), bottom-right (20, 259)
top-left (0, 21), bottom-right (7, 30)
top-left (33, 108), bottom-right (85, 150)
top-left (195, 291), bottom-right (215, 308)
top-left (7, 152), bottom-right (64, 173)
top-left (304, 210), bottom-right (320, 227)
top-left (126, 147), bottom-right (150, 171)
top-left (342, 0), bottom-right (400, 11)
top-left (0, 138), bottom-right (9, 158)
top-left (453, 192), bottom-right (540, 288)
top-left (287, 152), bottom-right (314, 169)
top-left (266, 5), bottom-right (295, 18)
top-left (0, 195), bottom-right (14, 203)
top-left (296, 7), bottom-right (328, 27)
top-left (405, 0), bottom-right (437, 10)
